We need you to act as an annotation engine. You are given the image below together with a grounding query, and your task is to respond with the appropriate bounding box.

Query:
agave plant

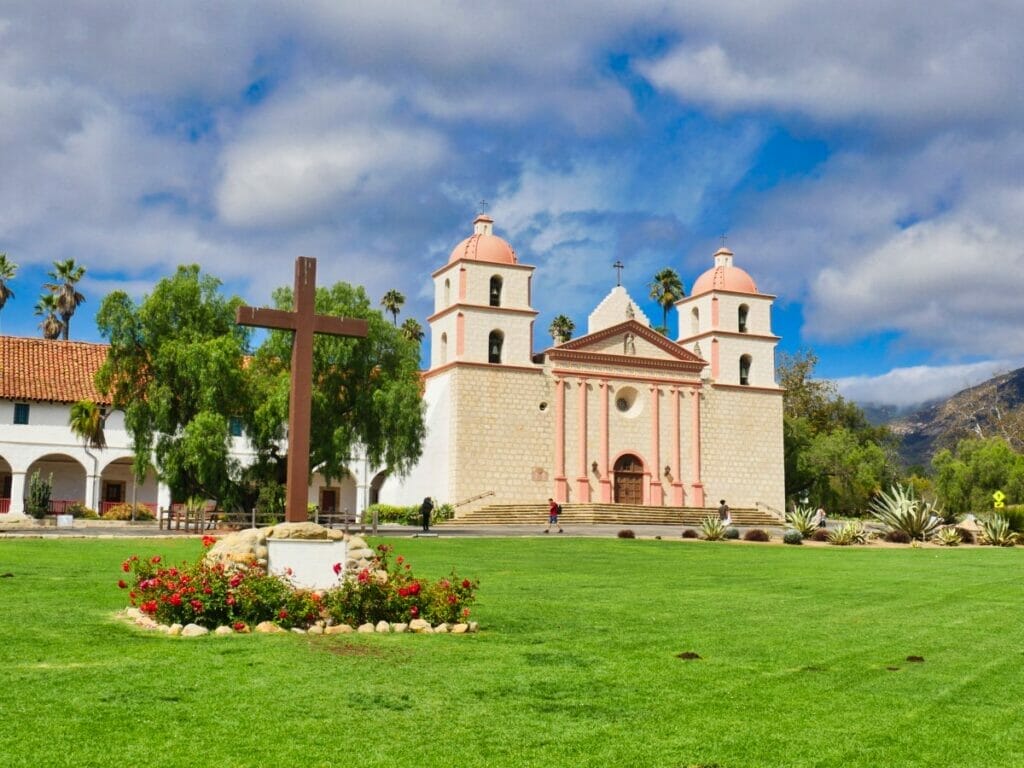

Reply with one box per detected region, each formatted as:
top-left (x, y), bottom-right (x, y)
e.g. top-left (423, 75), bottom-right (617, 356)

top-left (980, 514), bottom-right (1018, 547)
top-left (786, 506), bottom-right (817, 539)
top-left (700, 515), bottom-right (727, 541)
top-left (827, 521), bottom-right (868, 546)
top-left (868, 484), bottom-right (942, 541)
top-left (934, 527), bottom-right (963, 547)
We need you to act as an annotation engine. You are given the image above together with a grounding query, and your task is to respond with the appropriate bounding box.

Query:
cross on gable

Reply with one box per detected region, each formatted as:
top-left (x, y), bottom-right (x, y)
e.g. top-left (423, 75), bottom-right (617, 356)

top-left (237, 257), bottom-right (369, 523)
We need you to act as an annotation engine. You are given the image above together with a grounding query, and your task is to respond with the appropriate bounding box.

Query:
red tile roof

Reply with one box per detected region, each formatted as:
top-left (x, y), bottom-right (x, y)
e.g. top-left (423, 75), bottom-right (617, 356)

top-left (0, 336), bottom-right (111, 405)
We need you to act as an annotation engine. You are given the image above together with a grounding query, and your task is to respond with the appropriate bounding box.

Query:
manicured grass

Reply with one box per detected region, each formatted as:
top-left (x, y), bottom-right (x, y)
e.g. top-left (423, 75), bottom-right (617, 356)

top-left (2, 536), bottom-right (1023, 767)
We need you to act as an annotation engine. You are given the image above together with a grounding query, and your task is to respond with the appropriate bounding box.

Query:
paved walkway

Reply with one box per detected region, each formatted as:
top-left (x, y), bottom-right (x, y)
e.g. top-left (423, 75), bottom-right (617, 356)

top-left (0, 520), bottom-right (789, 540)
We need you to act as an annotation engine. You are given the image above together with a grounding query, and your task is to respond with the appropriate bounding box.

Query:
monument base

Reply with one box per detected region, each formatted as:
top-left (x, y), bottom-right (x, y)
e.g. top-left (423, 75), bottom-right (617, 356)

top-left (267, 538), bottom-right (348, 590)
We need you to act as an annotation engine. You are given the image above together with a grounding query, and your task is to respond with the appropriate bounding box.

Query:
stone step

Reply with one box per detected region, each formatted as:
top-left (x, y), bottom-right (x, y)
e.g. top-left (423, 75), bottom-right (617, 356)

top-left (442, 502), bottom-right (782, 527)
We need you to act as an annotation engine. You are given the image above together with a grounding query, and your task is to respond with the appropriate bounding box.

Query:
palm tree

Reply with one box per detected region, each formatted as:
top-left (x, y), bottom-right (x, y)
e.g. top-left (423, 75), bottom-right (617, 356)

top-left (400, 318), bottom-right (424, 343)
top-left (380, 289), bottom-right (405, 326)
top-left (34, 293), bottom-right (63, 339)
top-left (548, 314), bottom-right (575, 344)
top-left (45, 258), bottom-right (87, 340)
top-left (69, 399), bottom-right (107, 450)
top-left (649, 268), bottom-right (685, 336)
top-left (0, 253), bottom-right (16, 317)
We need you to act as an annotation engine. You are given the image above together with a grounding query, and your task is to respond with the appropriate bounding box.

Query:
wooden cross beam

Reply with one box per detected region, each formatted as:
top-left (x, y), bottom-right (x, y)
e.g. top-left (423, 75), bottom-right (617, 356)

top-left (237, 257), bottom-right (369, 523)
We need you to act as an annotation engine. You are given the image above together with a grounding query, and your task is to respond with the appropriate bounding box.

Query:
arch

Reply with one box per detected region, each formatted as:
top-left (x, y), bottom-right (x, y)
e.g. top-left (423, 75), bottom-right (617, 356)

top-left (739, 354), bottom-right (752, 386)
top-left (690, 307), bottom-right (700, 335)
top-left (25, 453), bottom-right (87, 514)
top-left (0, 455), bottom-right (11, 514)
top-left (489, 275), bottom-right (503, 307)
top-left (444, 278), bottom-right (451, 305)
top-left (310, 469), bottom-right (358, 522)
top-left (738, 303), bottom-right (749, 333)
top-left (369, 470), bottom-right (389, 506)
top-left (98, 456), bottom-right (160, 516)
top-left (488, 330), bottom-right (504, 364)
top-left (613, 453), bottom-right (645, 505)
top-left (440, 332), bottom-right (448, 364)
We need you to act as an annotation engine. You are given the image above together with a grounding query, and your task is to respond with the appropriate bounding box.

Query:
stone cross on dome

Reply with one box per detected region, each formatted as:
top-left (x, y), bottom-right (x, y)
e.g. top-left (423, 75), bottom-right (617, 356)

top-left (236, 257), bottom-right (369, 523)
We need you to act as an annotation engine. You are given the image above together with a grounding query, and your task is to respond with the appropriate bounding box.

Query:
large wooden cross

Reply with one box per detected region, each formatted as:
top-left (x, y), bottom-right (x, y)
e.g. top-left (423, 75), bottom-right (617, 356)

top-left (237, 257), bottom-right (369, 523)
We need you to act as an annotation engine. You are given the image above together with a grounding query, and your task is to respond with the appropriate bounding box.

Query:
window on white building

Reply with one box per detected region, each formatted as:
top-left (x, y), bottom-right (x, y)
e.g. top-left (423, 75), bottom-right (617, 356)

top-left (13, 403), bottom-right (29, 424)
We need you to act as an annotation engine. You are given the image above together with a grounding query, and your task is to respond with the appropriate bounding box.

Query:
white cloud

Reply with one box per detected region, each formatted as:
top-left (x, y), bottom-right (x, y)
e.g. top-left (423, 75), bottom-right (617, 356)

top-left (835, 359), bottom-right (1024, 407)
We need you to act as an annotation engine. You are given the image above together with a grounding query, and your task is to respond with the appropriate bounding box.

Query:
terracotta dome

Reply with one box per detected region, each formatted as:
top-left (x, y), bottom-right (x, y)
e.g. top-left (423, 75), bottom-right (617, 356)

top-left (448, 214), bottom-right (517, 265)
top-left (690, 247), bottom-right (757, 296)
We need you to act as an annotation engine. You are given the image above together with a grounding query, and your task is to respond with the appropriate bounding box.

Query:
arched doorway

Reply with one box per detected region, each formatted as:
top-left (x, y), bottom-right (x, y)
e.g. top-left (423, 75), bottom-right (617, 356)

top-left (369, 470), bottom-right (389, 506)
top-left (0, 456), bottom-right (12, 514)
top-left (613, 454), bottom-right (644, 505)
top-left (25, 453), bottom-right (86, 514)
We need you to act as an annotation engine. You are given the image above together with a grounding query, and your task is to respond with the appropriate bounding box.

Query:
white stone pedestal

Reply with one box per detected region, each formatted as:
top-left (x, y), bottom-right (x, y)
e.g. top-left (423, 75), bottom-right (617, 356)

top-left (267, 538), bottom-right (348, 590)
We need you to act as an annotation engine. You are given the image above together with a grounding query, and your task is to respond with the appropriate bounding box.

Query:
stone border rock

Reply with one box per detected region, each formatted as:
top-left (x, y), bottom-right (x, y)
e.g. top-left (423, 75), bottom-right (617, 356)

top-left (118, 607), bottom-right (478, 636)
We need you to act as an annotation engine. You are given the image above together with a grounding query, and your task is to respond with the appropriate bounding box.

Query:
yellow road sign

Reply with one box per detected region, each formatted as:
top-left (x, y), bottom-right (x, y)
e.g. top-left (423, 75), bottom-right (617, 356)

top-left (993, 490), bottom-right (1006, 503)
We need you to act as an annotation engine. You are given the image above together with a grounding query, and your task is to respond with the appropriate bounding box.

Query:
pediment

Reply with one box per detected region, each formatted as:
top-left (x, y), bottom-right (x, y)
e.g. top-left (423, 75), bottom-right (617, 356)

top-left (547, 320), bottom-right (706, 371)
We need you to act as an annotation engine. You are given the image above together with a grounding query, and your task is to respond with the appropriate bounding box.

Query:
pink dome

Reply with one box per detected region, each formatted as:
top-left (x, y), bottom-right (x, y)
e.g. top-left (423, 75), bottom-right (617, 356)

top-left (690, 247), bottom-right (757, 295)
top-left (448, 214), bottom-right (518, 265)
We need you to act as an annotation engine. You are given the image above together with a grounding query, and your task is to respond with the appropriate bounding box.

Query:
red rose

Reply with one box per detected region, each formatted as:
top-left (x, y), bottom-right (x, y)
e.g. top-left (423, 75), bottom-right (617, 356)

top-left (278, 609), bottom-right (288, 620)
top-left (226, 596), bottom-right (236, 606)
top-left (117, 580), bottom-right (128, 589)
top-left (447, 594), bottom-right (457, 604)
top-left (170, 593), bottom-right (182, 606)
top-left (190, 600), bottom-right (204, 612)
top-left (357, 569), bottom-right (369, 583)
top-left (229, 575), bottom-right (242, 588)
top-left (410, 605), bottom-right (419, 617)
top-left (461, 579), bottom-right (471, 589)
top-left (396, 556), bottom-right (404, 564)
top-left (233, 622), bottom-right (246, 632)
top-left (121, 561), bottom-right (131, 573)
top-left (140, 600), bottom-right (158, 614)
top-left (150, 556), bottom-right (161, 564)
top-left (332, 562), bottom-right (342, 575)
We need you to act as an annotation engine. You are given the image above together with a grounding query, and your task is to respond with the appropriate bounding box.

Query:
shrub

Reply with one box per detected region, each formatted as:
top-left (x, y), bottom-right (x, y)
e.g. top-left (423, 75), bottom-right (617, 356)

top-left (26, 470), bottom-right (53, 519)
top-left (700, 516), bottom-right (726, 541)
top-left (785, 506), bottom-right (817, 539)
top-left (103, 503), bottom-right (155, 521)
top-left (617, 529), bottom-right (636, 539)
top-left (954, 526), bottom-right (976, 544)
top-left (810, 528), bottom-right (831, 542)
top-left (725, 527), bottom-right (740, 540)
top-left (783, 530), bottom-right (803, 545)
top-left (122, 543), bottom-right (479, 629)
top-left (828, 521), bottom-right (868, 546)
top-left (367, 504), bottom-right (421, 525)
top-left (65, 502), bottom-right (97, 519)
top-left (999, 506), bottom-right (1024, 533)
top-left (743, 528), bottom-right (770, 542)
top-left (934, 527), bottom-right (962, 547)
top-left (869, 483), bottom-right (942, 541)
top-left (681, 528), bottom-right (700, 539)
top-left (884, 529), bottom-right (912, 544)
top-left (979, 514), bottom-right (1018, 547)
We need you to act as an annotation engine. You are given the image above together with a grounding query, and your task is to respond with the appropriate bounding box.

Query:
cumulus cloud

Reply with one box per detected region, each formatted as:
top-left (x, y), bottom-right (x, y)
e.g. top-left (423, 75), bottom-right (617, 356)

top-left (835, 359), bottom-right (1024, 407)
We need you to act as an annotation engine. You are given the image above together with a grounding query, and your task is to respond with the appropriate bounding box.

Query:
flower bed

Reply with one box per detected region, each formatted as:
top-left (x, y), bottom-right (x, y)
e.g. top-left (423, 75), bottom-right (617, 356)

top-left (119, 539), bottom-right (479, 635)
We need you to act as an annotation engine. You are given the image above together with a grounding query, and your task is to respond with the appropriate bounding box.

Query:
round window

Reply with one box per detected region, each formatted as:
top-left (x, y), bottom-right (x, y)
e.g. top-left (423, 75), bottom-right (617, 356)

top-left (614, 386), bottom-right (641, 418)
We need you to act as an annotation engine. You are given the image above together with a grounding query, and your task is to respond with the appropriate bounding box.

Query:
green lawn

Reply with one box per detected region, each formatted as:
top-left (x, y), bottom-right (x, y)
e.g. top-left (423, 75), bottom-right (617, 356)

top-left (2, 536), bottom-right (1023, 767)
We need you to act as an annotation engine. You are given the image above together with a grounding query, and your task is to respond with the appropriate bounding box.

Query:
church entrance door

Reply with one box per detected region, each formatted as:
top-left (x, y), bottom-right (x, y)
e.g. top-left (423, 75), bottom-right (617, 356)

top-left (613, 454), bottom-right (644, 505)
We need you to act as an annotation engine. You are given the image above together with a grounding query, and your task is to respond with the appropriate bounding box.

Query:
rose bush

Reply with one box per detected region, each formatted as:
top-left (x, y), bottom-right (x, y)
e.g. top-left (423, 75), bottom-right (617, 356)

top-left (120, 543), bottom-right (478, 630)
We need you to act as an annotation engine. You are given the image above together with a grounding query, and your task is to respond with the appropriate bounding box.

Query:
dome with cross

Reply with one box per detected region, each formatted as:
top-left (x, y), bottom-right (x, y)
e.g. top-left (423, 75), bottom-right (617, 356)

top-left (448, 213), bottom-right (518, 265)
top-left (690, 247), bottom-right (757, 296)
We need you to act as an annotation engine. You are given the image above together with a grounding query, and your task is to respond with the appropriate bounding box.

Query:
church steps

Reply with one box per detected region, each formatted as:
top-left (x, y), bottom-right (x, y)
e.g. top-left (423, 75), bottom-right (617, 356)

top-left (443, 503), bottom-right (782, 527)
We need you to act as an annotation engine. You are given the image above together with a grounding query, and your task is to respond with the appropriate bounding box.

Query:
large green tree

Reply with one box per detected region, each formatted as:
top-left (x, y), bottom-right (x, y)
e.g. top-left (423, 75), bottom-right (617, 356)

top-left (250, 281), bottom-right (425, 486)
top-left (779, 349), bottom-right (897, 513)
top-left (95, 265), bottom-right (251, 505)
top-left (45, 258), bottom-right (87, 340)
top-left (649, 268), bottom-right (684, 336)
top-left (933, 437), bottom-right (1024, 517)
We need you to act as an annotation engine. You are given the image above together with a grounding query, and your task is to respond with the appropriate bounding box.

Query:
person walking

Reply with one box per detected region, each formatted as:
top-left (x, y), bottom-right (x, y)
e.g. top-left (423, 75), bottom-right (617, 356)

top-left (718, 499), bottom-right (731, 526)
top-left (419, 496), bottom-right (434, 532)
top-left (544, 497), bottom-right (563, 533)
top-left (814, 506), bottom-right (827, 529)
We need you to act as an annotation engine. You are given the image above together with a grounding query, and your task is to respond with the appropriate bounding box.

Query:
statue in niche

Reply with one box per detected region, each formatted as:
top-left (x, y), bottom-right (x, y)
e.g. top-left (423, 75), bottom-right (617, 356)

top-left (624, 332), bottom-right (636, 355)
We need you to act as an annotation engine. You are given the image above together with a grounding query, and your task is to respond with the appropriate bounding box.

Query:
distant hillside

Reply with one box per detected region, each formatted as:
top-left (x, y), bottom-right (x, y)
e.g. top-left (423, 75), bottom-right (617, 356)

top-left (887, 367), bottom-right (1024, 468)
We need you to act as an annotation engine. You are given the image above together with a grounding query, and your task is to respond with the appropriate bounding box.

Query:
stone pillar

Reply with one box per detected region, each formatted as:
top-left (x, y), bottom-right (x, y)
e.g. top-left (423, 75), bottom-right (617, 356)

top-left (85, 473), bottom-right (99, 512)
top-left (689, 388), bottom-right (705, 507)
top-left (648, 385), bottom-right (663, 506)
top-left (8, 471), bottom-right (26, 515)
top-left (576, 377), bottom-right (590, 502)
top-left (670, 386), bottom-right (685, 506)
top-left (553, 378), bottom-right (568, 502)
top-left (599, 379), bottom-right (611, 502)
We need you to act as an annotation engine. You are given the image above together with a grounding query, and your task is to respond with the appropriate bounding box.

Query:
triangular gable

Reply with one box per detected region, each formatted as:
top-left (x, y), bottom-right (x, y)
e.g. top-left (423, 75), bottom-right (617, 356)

top-left (546, 320), bottom-right (706, 372)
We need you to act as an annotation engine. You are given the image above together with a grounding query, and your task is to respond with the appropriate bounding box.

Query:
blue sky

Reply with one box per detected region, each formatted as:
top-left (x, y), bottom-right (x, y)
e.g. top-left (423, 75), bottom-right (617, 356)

top-left (2, 2), bottom-right (1023, 407)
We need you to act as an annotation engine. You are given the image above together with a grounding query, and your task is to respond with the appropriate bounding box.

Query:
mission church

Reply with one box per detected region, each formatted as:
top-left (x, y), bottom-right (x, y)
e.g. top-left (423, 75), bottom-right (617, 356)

top-left (0, 214), bottom-right (784, 520)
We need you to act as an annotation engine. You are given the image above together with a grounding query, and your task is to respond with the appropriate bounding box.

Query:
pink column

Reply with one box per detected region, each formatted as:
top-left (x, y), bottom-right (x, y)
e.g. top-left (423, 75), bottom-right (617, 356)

top-left (711, 338), bottom-right (720, 379)
top-left (689, 388), bottom-right (705, 507)
top-left (599, 380), bottom-right (611, 502)
top-left (554, 378), bottom-right (568, 502)
top-left (670, 386), bottom-right (685, 506)
top-left (576, 377), bottom-right (591, 502)
top-left (648, 385), bottom-right (663, 506)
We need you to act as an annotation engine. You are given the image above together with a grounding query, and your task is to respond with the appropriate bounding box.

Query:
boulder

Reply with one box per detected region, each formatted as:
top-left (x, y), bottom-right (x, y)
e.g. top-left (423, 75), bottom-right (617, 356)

top-left (375, 621), bottom-right (391, 633)
top-left (214, 626), bottom-right (234, 636)
top-left (168, 623), bottom-right (183, 636)
top-left (434, 623), bottom-right (450, 634)
top-left (468, 621), bottom-right (479, 633)
top-left (181, 623), bottom-right (209, 638)
top-left (392, 623), bottom-right (409, 633)
top-left (409, 619), bottom-right (432, 633)
top-left (325, 624), bottom-right (354, 635)
top-left (451, 623), bottom-right (469, 634)
top-left (255, 621), bottom-right (286, 634)
top-left (307, 624), bottom-right (324, 635)
top-left (357, 622), bottom-right (376, 634)
top-left (291, 627), bottom-right (306, 634)
top-left (267, 522), bottom-right (332, 540)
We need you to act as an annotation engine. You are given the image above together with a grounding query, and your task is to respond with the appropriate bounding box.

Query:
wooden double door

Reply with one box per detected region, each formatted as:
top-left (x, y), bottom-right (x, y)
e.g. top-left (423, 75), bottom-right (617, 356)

top-left (613, 454), bottom-right (644, 505)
